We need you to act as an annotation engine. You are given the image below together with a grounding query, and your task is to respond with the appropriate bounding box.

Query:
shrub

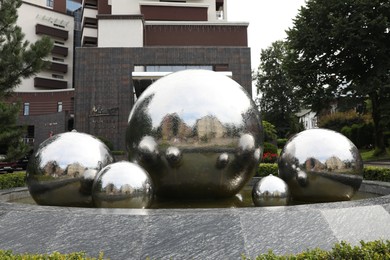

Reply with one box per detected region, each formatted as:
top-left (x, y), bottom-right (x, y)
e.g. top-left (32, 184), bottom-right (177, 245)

top-left (262, 152), bottom-right (278, 164)
top-left (364, 166), bottom-right (390, 182)
top-left (257, 163), bottom-right (278, 177)
top-left (264, 142), bottom-right (278, 154)
top-left (0, 250), bottom-right (105, 259)
top-left (256, 164), bottom-right (390, 182)
top-left (0, 172), bottom-right (26, 189)
top-left (341, 123), bottom-right (374, 148)
top-left (318, 110), bottom-right (371, 132)
top-left (277, 138), bottom-right (288, 149)
top-left (244, 240), bottom-right (390, 259)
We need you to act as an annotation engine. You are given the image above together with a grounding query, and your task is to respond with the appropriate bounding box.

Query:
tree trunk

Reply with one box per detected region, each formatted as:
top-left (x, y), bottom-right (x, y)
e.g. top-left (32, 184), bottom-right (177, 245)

top-left (370, 91), bottom-right (386, 155)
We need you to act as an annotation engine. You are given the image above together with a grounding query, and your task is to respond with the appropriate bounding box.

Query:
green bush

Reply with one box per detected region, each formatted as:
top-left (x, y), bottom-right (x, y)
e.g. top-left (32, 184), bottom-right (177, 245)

top-left (318, 110), bottom-right (371, 132)
top-left (256, 164), bottom-right (390, 182)
top-left (0, 250), bottom-right (105, 259)
top-left (341, 123), bottom-right (374, 148)
top-left (364, 166), bottom-right (390, 182)
top-left (244, 240), bottom-right (390, 259)
top-left (277, 138), bottom-right (288, 149)
top-left (264, 142), bottom-right (278, 154)
top-left (257, 163), bottom-right (278, 177)
top-left (0, 172), bottom-right (26, 189)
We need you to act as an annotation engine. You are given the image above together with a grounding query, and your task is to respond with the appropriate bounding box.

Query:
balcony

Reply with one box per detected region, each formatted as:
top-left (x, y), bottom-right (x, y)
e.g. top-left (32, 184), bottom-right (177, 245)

top-left (141, 4), bottom-right (207, 21)
top-left (34, 77), bottom-right (67, 89)
top-left (36, 24), bottom-right (68, 40)
top-left (49, 62), bottom-right (68, 73)
top-left (144, 23), bottom-right (248, 46)
top-left (52, 45), bottom-right (68, 57)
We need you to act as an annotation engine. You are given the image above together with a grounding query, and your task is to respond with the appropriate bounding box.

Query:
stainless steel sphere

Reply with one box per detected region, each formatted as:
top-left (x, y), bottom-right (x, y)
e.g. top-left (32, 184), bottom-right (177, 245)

top-left (278, 128), bottom-right (363, 202)
top-left (26, 131), bottom-right (114, 207)
top-left (92, 161), bottom-right (154, 209)
top-left (252, 175), bottom-right (290, 207)
top-left (126, 70), bottom-right (263, 198)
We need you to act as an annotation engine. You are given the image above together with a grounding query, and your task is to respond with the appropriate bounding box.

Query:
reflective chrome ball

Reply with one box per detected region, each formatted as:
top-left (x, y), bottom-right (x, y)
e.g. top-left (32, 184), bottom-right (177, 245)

top-left (92, 161), bottom-right (154, 209)
top-left (252, 175), bottom-right (289, 207)
top-left (126, 70), bottom-right (263, 198)
top-left (26, 131), bottom-right (114, 207)
top-left (278, 128), bottom-right (363, 202)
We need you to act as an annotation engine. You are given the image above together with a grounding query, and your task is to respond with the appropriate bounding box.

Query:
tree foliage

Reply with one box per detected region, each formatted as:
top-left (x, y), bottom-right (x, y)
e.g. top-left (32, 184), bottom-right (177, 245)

top-left (256, 41), bottom-right (301, 137)
top-left (0, 0), bottom-right (53, 159)
top-left (286, 0), bottom-right (390, 153)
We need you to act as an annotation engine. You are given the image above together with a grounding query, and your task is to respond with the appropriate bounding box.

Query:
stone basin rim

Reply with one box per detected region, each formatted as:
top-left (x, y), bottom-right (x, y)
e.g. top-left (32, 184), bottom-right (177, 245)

top-left (1, 179), bottom-right (389, 215)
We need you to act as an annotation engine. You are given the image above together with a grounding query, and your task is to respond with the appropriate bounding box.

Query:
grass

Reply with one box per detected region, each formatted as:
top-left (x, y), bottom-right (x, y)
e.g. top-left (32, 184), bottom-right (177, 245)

top-left (360, 147), bottom-right (390, 161)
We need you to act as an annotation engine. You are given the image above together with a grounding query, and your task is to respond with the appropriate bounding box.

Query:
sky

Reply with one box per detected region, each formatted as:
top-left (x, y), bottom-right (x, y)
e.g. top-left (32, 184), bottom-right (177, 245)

top-left (227, 0), bottom-right (306, 72)
top-left (67, 0), bottom-right (307, 97)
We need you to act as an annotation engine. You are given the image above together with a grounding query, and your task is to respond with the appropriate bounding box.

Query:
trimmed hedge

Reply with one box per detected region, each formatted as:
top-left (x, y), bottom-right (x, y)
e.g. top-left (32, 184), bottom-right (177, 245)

top-left (256, 163), bottom-right (390, 181)
top-left (0, 172), bottom-right (26, 189)
top-left (0, 250), bottom-right (104, 259)
top-left (243, 240), bottom-right (390, 260)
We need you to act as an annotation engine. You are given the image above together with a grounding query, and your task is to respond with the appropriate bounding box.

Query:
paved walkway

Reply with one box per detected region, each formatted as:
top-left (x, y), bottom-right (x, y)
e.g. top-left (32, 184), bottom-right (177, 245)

top-left (365, 160), bottom-right (390, 168)
top-left (0, 181), bottom-right (389, 259)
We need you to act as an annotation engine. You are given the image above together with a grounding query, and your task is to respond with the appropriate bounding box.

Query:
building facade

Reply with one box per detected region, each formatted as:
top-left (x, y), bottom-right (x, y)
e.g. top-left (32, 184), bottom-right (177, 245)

top-left (6, 0), bottom-right (77, 149)
top-left (75, 0), bottom-right (252, 150)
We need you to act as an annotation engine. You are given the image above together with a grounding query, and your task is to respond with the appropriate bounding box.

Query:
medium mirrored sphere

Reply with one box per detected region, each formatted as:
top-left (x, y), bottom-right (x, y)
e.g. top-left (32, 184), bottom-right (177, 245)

top-left (126, 70), bottom-right (263, 198)
top-left (26, 131), bottom-right (114, 207)
top-left (252, 175), bottom-right (289, 207)
top-left (92, 161), bottom-right (154, 209)
top-left (278, 128), bottom-right (363, 202)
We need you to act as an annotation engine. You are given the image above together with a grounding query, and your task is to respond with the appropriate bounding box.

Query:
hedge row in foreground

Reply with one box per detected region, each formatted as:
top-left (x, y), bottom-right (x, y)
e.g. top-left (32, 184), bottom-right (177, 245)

top-left (244, 240), bottom-right (390, 260)
top-left (257, 163), bottom-right (390, 182)
top-left (0, 172), bottom-right (26, 190)
top-left (0, 240), bottom-right (388, 259)
top-left (0, 250), bottom-right (104, 260)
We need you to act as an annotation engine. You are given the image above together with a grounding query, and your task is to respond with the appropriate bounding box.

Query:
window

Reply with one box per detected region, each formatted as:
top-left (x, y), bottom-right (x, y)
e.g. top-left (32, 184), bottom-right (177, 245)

top-left (46, 0), bottom-right (54, 8)
top-left (23, 103), bottom-right (30, 116)
top-left (57, 102), bottom-right (63, 112)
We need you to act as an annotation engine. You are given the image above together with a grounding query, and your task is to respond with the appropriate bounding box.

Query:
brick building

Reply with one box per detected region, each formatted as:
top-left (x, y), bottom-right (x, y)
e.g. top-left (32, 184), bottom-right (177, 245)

top-left (75, 0), bottom-right (252, 150)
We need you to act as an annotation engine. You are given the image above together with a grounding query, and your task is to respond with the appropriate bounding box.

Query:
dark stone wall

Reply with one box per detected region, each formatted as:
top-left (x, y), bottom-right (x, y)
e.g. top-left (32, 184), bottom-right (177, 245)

top-left (18, 111), bottom-right (68, 151)
top-left (74, 47), bottom-right (252, 151)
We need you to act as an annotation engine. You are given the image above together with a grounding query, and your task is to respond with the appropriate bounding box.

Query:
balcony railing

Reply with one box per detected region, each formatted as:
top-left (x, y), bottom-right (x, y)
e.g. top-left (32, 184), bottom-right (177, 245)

top-left (34, 77), bottom-right (67, 89)
top-left (49, 62), bottom-right (68, 73)
top-left (36, 24), bottom-right (68, 40)
top-left (52, 45), bottom-right (68, 56)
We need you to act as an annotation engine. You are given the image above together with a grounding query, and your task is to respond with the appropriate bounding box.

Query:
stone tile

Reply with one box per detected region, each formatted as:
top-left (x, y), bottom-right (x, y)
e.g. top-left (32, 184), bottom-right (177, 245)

top-left (240, 208), bottom-right (337, 257)
top-left (141, 212), bottom-right (245, 259)
top-left (383, 203), bottom-right (390, 214)
top-left (321, 205), bottom-right (390, 245)
top-left (0, 211), bottom-right (73, 254)
top-left (47, 213), bottom-right (146, 260)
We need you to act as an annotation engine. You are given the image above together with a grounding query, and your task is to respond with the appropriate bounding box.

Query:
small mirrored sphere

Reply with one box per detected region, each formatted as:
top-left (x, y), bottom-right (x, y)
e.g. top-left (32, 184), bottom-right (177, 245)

top-left (92, 161), bottom-right (154, 209)
top-left (26, 131), bottom-right (114, 207)
top-left (278, 128), bottom-right (363, 202)
top-left (126, 70), bottom-right (263, 198)
top-left (252, 175), bottom-right (290, 207)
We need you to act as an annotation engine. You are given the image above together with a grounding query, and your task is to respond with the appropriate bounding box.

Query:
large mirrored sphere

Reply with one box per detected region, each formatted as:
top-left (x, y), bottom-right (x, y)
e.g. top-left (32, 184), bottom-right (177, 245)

top-left (278, 128), bottom-right (363, 202)
top-left (252, 175), bottom-right (289, 207)
top-left (92, 161), bottom-right (154, 209)
top-left (126, 70), bottom-right (263, 198)
top-left (26, 131), bottom-right (114, 207)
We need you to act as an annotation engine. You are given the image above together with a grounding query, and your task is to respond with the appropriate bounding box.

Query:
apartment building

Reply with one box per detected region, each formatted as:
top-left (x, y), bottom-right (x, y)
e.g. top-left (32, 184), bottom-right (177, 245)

top-left (7, 0), bottom-right (77, 149)
top-left (75, 0), bottom-right (252, 150)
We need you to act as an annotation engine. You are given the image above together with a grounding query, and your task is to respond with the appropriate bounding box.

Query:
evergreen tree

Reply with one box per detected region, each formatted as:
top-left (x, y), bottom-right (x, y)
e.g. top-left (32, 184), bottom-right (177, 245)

top-left (0, 0), bottom-right (53, 159)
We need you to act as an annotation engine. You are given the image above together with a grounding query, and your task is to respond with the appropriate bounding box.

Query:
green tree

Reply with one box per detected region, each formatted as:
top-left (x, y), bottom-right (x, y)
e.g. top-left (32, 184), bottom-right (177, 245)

top-left (0, 0), bottom-right (53, 159)
top-left (286, 0), bottom-right (390, 155)
top-left (256, 41), bottom-right (301, 138)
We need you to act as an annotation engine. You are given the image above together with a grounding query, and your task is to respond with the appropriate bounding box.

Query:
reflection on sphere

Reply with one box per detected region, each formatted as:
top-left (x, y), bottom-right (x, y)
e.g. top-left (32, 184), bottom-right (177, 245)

top-left (278, 128), bottom-right (363, 202)
top-left (126, 70), bottom-right (263, 198)
top-left (92, 161), bottom-right (154, 209)
top-left (26, 131), bottom-right (114, 207)
top-left (252, 175), bottom-right (289, 207)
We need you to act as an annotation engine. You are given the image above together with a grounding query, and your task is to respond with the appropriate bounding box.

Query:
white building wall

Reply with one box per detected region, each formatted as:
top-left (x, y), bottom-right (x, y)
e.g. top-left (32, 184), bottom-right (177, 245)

top-left (98, 19), bottom-right (143, 47)
top-left (16, 3), bottom-right (74, 92)
top-left (111, 0), bottom-right (140, 14)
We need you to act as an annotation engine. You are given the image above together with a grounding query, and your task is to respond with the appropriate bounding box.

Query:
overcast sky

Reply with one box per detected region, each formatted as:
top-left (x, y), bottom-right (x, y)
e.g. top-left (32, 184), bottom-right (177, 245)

top-left (227, 0), bottom-right (306, 72)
